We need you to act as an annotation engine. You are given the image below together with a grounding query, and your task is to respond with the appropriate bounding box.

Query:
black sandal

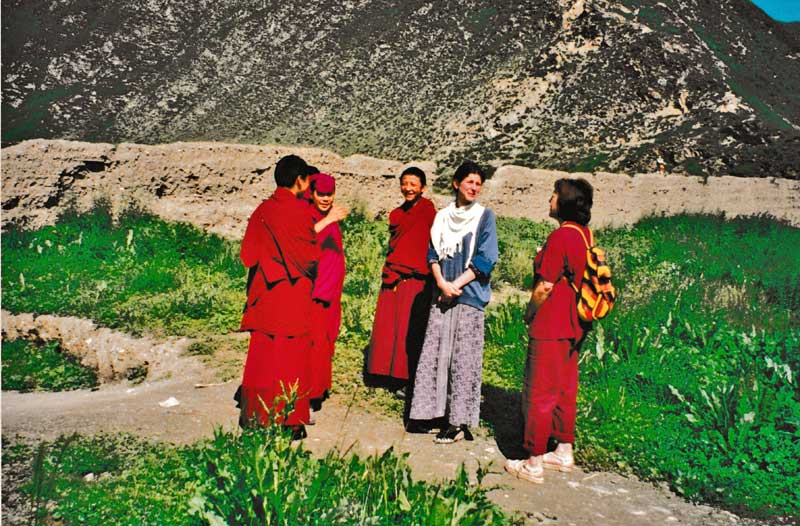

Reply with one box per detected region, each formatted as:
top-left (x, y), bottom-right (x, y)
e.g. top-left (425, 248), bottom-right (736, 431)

top-left (434, 424), bottom-right (473, 444)
top-left (289, 425), bottom-right (307, 441)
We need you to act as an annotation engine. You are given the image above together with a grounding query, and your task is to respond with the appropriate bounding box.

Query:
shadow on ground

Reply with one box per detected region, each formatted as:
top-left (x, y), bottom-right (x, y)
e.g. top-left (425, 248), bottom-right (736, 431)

top-left (480, 384), bottom-right (528, 460)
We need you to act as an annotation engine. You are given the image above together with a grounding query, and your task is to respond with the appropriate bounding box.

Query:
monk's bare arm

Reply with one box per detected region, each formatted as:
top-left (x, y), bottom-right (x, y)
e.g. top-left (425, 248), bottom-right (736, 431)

top-left (314, 206), bottom-right (349, 233)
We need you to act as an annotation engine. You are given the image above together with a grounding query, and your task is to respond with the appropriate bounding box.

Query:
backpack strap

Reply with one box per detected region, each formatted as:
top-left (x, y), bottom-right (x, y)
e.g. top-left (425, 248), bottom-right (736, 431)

top-left (558, 223), bottom-right (592, 294)
top-left (560, 223), bottom-right (592, 248)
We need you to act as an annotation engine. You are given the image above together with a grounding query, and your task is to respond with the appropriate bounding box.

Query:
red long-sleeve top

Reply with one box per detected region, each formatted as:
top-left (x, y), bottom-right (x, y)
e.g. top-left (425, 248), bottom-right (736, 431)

top-left (381, 197), bottom-right (437, 287)
top-left (239, 187), bottom-right (320, 337)
top-left (309, 205), bottom-right (345, 305)
top-left (529, 221), bottom-right (590, 340)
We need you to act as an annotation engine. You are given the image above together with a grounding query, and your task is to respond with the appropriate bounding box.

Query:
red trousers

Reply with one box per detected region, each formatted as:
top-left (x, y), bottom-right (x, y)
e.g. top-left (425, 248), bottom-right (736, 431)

top-left (522, 338), bottom-right (579, 455)
top-left (310, 299), bottom-right (339, 400)
top-left (367, 278), bottom-right (429, 379)
top-left (240, 330), bottom-right (312, 427)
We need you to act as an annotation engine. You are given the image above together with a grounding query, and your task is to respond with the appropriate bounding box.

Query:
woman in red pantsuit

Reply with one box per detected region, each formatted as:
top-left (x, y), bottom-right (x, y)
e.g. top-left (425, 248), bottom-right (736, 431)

top-left (505, 178), bottom-right (594, 484)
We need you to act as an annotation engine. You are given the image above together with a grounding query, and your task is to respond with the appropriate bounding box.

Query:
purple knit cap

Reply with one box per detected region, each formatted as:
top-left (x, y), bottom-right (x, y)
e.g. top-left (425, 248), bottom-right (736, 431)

top-left (311, 173), bottom-right (336, 193)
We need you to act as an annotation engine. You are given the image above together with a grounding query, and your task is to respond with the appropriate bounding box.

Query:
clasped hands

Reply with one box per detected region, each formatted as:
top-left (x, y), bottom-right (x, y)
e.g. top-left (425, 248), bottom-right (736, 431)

top-left (436, 279), bottom-right (463, 304)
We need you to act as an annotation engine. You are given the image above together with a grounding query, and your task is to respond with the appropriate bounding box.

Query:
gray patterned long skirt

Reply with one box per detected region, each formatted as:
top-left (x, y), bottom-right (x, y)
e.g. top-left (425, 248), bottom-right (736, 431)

top-left (409, 302), bottom-right (485, 427)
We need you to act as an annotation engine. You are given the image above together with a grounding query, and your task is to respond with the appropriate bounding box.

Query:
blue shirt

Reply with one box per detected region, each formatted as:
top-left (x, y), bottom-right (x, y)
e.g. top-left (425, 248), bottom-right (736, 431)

top-left (427, 208), bottom-right (498, 311)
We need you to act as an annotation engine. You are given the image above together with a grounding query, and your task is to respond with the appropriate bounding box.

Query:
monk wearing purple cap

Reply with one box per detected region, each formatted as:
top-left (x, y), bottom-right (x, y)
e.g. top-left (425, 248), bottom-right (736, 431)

top-left (307, 173), bottom-right (348, 415)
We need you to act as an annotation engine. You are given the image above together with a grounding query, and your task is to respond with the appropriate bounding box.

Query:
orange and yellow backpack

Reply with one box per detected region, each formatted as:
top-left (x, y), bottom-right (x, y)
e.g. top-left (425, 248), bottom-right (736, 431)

top-left (561, 224), bottom-right (616, 322)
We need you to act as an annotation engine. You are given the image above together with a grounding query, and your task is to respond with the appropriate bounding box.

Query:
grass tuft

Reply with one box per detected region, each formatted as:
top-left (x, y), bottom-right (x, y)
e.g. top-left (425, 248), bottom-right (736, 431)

top-left (1, 340), bottom-right (98, 392)
top-left (4, 426), bottom-right (512, 526)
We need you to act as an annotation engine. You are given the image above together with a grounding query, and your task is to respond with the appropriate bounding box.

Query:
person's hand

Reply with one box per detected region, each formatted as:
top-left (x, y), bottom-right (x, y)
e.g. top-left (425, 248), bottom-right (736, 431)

top-left (328, 206), bottom-right (349, 223)
top-left (438, 280), bottom-right (462, 300)
top-left (531, 280), bottom-right (554, 310)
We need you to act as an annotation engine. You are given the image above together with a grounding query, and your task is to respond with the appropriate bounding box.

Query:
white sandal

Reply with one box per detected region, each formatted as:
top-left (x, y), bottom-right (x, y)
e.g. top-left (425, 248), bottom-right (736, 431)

top-left (542, 451), bottom-right (574, 472)
top-left (504, 459), bottom-right (544, 484)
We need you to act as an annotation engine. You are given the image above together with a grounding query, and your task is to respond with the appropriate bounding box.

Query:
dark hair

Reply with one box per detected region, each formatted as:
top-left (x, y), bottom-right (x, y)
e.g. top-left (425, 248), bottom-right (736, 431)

top-left (554, 178), bottom-right (593, 225)
top-left (453, 161), bottom-right (486, 185)
top-left (306, 165), bottom-right (320, 175)
top-left (274, 155), bottom-right (310, 188)
top-left (400, 166), bottom-right (427, 186)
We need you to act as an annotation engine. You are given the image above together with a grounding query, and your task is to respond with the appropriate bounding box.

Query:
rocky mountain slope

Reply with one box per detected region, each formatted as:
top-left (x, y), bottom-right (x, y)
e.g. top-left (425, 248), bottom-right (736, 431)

top-left (3, 0), bottom-right (799, 177)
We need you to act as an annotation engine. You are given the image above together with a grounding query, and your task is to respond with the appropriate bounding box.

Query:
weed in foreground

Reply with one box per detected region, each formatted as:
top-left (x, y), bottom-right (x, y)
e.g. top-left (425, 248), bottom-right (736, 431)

top-left (4, 427), bottom-right (512, 526)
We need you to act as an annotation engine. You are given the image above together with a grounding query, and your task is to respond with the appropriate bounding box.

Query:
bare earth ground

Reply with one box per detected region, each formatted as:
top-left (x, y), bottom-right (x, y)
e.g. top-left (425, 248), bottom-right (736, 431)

top-left (1, 341), bottom-right (764, 526)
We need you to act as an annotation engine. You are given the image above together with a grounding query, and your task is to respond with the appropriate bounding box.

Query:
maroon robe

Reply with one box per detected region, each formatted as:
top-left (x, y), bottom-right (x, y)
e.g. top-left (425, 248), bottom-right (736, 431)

top-left (309, 204), bottom-right (345, 399)
top-left (367, 197), bottom-right (436, 379)
top-left (239, 187), bottom-right (320, 427)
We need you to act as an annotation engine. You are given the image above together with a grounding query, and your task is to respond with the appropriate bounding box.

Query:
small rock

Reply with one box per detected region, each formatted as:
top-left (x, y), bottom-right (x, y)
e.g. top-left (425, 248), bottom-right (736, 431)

top-left (158, 396), bottom-right (180, 408)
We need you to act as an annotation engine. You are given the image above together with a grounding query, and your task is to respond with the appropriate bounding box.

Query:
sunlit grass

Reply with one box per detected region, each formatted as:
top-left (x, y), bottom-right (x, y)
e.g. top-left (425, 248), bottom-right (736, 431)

top-left (2, 203), bottom-right (798, 517)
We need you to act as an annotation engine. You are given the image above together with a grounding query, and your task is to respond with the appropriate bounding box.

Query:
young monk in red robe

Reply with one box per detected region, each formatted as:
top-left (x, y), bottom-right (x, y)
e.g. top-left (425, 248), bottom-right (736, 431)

top-left (306, 173), bottom-right (348, 414)
top-left (367, 167), bottom-right (436, 392)
top-left (238, 154), bottom-right (320, 438)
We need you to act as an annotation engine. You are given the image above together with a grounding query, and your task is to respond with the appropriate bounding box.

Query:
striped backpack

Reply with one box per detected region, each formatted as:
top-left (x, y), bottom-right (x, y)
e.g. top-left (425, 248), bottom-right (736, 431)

top-left (561, 224), bottom-right (616, 322)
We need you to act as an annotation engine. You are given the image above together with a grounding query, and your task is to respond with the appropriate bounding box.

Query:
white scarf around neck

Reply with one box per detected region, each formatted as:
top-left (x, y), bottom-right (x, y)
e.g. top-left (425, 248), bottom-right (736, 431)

top-left (430, 201), bottom-right (485, 267)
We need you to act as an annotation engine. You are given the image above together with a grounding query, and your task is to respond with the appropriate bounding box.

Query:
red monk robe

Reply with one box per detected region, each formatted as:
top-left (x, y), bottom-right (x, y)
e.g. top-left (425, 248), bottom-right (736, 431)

top-left (239, 187), bottom-right (320, 427)
top-left (367, 197), bottom-right (436, 379)
top-left (309, 204), bottom-right (345, 400)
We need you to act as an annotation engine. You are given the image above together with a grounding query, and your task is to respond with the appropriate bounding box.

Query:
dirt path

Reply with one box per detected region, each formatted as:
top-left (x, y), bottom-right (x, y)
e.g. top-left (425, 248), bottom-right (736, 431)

top-left (2, 349), bottom-right (762, 526)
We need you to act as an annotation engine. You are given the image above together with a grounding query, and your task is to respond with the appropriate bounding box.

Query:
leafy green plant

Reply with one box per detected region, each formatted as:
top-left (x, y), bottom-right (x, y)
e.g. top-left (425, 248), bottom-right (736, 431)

top-left (492, 217), bottom-right (550, 289)
top-left (2, 339), bottom-right (98, 392)
top-left (339, 207), bottom-right (386, 345)
top-left (190, 425), bottom-right (508, 526)
top-left (5, 426), bottom-right (511, 526)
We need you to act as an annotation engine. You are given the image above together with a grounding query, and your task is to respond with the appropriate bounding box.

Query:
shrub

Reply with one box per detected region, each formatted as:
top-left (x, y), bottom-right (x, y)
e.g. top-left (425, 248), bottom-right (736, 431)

top-left (1, 339), bottom-right (98, 392)
top-left (191, 426), bottom-right (508, 526)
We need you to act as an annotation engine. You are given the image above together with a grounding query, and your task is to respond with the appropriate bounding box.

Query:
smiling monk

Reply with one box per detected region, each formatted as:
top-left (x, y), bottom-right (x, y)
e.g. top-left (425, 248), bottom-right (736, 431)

top-left (306, 172), bottom-right (348, 415)
top-left (367, 167), bottom-right (437, 392)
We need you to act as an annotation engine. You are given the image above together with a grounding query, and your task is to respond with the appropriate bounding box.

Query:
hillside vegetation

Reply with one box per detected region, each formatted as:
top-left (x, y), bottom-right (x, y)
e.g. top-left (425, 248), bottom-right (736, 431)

top-left (3, 202), bottom-right (798, 517)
